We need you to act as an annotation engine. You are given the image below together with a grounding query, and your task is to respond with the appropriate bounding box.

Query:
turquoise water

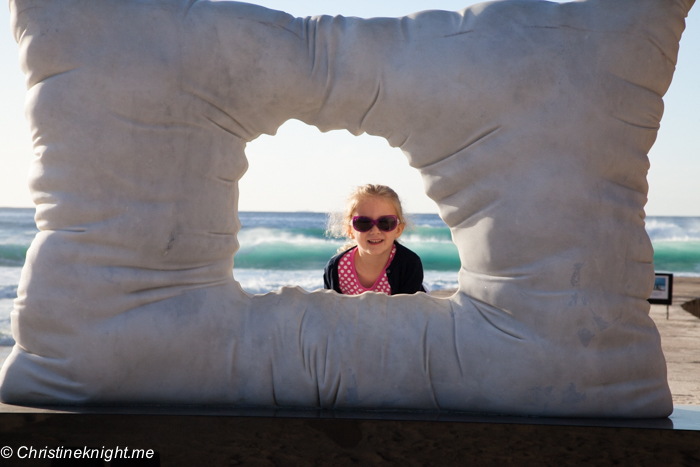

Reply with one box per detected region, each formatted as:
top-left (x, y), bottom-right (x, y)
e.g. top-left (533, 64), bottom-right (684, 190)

top-left (651, 241), bottom-right (700, 275)
top-left (1, 208), bottom-right (700, 346)
top-left (231, 212), bottom-right (460, 292)
top-left (234, 224), bottom-right (460, 271)
top-left (0, 210), bottom-right (462, 297)
top-left (2, 209), bottom-right (700, 275)
top-left (645, 217), bottom-right (700, 275)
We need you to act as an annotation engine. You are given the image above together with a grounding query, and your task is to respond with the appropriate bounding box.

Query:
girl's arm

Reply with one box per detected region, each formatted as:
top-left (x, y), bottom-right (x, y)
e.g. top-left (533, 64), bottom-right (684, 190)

top-left (323, 257), bottom-right (342, 293)
top-left (400, 255), bottom-right (425, 295)
top-left (323, 264), bottom-right (332, 290)
top-left (389, 244), bottom-right (425, 295)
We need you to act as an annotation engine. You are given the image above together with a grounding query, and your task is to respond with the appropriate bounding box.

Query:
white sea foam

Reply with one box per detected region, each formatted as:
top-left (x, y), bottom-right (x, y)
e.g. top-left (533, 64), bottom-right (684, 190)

top-left (402, 234), bottom-right (453, 243)
top-left (423, 271), bottom-right (460, 291)
top-left (234, 268), bottom-right (326, 294)
top-left (237, 228), bottom-right (340, 248)
top-left (645, 218), bottom-right (700, 242)
top-left (0, 268), bottom-right (19, 346)
top-left (0, 267), bottom-right (22, 286)
top-left (232, 268), bottom-right (459, 295)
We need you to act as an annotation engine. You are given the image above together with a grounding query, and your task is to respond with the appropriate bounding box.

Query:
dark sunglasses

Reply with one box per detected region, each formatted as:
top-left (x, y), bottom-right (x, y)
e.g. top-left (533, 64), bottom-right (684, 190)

top-left (352, 215), bottom-right (399, 233)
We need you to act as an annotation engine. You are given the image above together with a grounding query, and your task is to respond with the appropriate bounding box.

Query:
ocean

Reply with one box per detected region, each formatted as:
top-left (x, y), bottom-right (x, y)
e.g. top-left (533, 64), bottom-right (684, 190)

top-left (1, 207), bottom-right (700, 346)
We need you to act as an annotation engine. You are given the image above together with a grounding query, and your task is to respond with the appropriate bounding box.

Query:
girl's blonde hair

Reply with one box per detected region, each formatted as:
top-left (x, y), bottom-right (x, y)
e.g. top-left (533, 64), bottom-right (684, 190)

top-left (327, 184), bottom-right (409, 253)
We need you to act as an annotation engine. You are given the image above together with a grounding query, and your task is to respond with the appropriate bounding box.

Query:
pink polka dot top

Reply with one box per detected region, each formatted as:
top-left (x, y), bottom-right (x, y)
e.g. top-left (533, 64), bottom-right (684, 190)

top-left (338, 244), bottom-right (396, 295)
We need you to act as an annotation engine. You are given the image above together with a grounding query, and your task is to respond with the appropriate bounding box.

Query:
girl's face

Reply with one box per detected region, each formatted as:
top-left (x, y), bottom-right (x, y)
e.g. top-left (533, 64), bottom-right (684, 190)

top-left (348, 197), bottom-right (404, 258)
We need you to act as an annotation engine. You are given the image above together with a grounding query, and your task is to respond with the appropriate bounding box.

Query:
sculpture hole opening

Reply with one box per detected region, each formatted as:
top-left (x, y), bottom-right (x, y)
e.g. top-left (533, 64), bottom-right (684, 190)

top-left (235, 120), bottom-right (460, 295)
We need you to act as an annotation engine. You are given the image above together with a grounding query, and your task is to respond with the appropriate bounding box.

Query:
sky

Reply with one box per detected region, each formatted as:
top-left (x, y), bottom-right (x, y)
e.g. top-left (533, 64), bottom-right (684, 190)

top-left (1, 1), bottom-right (698, 215)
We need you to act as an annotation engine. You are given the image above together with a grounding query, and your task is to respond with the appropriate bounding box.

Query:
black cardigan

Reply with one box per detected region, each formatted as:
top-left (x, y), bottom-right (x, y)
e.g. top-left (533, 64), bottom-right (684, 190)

top-left (323, 241), bottom-right (426, 295)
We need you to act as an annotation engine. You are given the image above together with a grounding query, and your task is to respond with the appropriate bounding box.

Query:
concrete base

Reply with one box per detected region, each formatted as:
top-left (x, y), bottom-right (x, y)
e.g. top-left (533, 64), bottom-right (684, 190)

top-left (0, 404), bottom-right (698, 466)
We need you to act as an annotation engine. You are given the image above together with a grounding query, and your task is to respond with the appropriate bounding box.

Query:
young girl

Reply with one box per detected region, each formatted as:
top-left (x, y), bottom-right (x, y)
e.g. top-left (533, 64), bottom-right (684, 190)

top-left (324, 184), bottom-right (425, 295)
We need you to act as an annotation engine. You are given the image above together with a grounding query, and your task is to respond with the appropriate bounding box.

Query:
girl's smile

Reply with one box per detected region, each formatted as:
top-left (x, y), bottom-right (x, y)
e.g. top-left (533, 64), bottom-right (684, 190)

top-left (349, 197), bottom-right (404, 260)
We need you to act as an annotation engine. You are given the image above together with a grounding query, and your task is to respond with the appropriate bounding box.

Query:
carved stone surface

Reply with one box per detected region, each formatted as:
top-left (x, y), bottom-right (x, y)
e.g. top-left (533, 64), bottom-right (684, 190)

top-left (0, 0), bottom-right (694, 416)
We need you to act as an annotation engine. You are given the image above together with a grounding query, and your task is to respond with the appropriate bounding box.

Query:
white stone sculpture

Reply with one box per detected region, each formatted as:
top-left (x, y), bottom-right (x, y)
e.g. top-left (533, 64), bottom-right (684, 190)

top-left (0, 0), bottom-right (695, 417)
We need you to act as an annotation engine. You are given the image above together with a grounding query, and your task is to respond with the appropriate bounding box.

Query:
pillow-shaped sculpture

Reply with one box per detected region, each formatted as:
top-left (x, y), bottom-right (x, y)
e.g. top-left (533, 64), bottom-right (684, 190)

top-left (0, 0), bottom-right (694, 417)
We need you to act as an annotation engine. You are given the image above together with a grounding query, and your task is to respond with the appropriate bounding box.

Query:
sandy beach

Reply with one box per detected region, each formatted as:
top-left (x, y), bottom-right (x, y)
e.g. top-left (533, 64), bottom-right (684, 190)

top-left (649, 277), bottom-right (700, 405)
top-left (0, 280), bottom-right (698, 406)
